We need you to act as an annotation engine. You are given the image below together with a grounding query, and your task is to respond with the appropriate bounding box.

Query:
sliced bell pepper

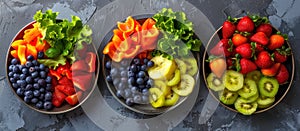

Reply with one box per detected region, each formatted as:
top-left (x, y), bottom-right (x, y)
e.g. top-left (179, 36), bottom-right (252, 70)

top-left (10, 50), bottom-right (18, 59)
top-left (114, 39), bottom-right (130, 52)
top-left (110, 51), bottom-right (124, 62)
top-left (113, 29), bottom-right (124, 41)
top-left (11, 40), bottom-right (27, 50)
top-left (103, 41), bottom-right (116, 55)
top-left (117, 16), bottom-right (135, 34)
top-left (23, 23), bottom-right (42, 43)
top-left (141, 28), bottom-right (159, 50)
top-left (26, 43), bottom-right (37, 59)
top-left (124, 45), bottom-right (141, 58)
top-left (50, 69), bottom-right (62, 80)
top-left (17, 45), bottom-right (27, 65)
top-left (142, 18), bottom-right (156, 30)
top-left (36, 38), bottom-right (47, 52)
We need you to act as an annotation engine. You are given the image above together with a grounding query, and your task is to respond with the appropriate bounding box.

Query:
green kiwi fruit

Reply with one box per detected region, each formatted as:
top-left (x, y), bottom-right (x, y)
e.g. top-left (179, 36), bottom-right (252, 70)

top-left (243, 93), bottom-right (259, 103)
top-left (219, 89), bottom-right (239, 105)
top-left (258, 77), bottom-right (279, 97)
top-left (246, 70), bottom-right (261, 84)
top-left (184, 57), bottom-right (198, 76)
top-left (234, 97), bottom-right (258, 115)
top-left (238, 79), bottom-right (258, 99)
top-left (223, 70), bottom-right (244, 91)
top-left (257, 96), bottom-right (275, 108)
top-left (167, 69), bottom-right (181, 86)
top-left (175, 58), bottom-right (187, 74)
top-left (207, 73), bottom-right (225, 91)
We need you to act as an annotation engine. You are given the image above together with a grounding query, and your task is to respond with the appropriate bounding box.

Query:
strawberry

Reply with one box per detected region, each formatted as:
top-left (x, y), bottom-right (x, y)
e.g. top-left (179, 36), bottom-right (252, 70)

top-left (209, 57), bottom-right (226, 78)
top-left (256, 23), bottom-right (273, 37)
top-left (275, 64), bottom-right (289, 84)
top-left (251, 42), bottom-right (264, 52)
top-left (222, 21), bottom-right (236, 39)
top-left (65, 91), bottom-right (83, 106)
top-left (56, 84), bottom-right (76, 96)
top-left (250, 32), bottom-right (269, 46)
top-left (238, 58), bottom-right (257, 74)
top-left (52, 88), bottom-right (67, 107)
top-left (226, 58), bottom-right (234, 69)
top-left (237, 16), bottom-right (255, 32)
top-left (209, 39), bottom-right (232, 57)
top-left (261, 63), bottom-right (281, 76)
top-left (232, 33), bottom-right (248, 47)
top-left (273, 46), bottom-right (291, 63)
top-left (235, 43), bottom-right (254, 58)
top-left (58, 76), bottom-right (74, 86)
top-left (255, 51), bottom-right (274, 69)
top-left (268, 34), bottom-right (285, 50)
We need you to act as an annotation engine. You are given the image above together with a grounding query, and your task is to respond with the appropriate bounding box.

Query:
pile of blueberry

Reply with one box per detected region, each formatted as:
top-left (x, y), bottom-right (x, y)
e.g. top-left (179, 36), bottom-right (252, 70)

top-left (7, 53), bottom-right (53, 110)
top-left (105, 57), bottom-right (154, 106)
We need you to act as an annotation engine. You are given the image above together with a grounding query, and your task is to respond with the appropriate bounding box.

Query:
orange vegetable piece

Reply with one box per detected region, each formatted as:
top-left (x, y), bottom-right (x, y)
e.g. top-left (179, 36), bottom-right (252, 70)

top-left (26, 43), bottom-right (37, 59)
top-left (36, 38), bottom-right (46, 52)
top-left (124, 45), bottom-right (141, 58)
top-left (23, 23), bottom-right (42, 43)
top-left (113, 29), bottom-right (124, 41)
top-left (11, 40), bottom-right (27, 50)
top-left (114, 39), bottom-right (130, 52)
top-left (142, 18), bottom-right (156, 30)
top-left (103, 42), bottom-right (116, 54)
top-left (18, 45), bottom-right (27, 65)
top-left (117, 16), bottom-right (135, 35)
top-left (10, 50), bottom-right (18, 59)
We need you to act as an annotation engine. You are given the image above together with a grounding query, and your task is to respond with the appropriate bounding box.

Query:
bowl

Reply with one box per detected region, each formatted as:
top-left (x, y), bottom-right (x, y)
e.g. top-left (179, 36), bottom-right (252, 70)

top-left (5, 21), bottom-right (100, 114)
top-left (202, 25), bottom-right (295, 115)
top-left (99, 14), bottom-right (200, 115)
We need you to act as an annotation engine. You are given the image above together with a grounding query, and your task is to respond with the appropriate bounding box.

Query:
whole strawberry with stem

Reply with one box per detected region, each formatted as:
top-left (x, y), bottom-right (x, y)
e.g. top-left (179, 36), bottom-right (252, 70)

top-left (275, 64), bottom-right (289, 84)
top-left (273, 46), bottom-right (291, 63)
top-left (209, 39), bottom-right (233, 57)
top-left (256, 23), bottom-right (273, 37)
top-left (235, 43), bottom-right (254, 58)
top-left (255, 51), bottom-right (274, 69)
top-left (251, 42), bottom-right (265, 53)
top-left (237, 16), bottom-right (255, 33)
top-left (268, 33), bottom-right (286, 50)
top-left (222, 20), bottom-right (236, 39)
top-left (232, 33), bottom-right (248, 47)
top-left (236, 57), bottom-right (257, 74)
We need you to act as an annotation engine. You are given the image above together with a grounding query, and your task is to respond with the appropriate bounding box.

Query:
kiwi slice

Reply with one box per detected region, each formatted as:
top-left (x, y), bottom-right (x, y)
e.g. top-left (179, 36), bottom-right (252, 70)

top-left (243, 93), bottom-right (259, 103)
top-left (167, 69), bottom-right (181, 86)
top-left (234, 97), bottom-right (258, 115)
top-left (258, 77), bottom-right (279, 97)
top-left (246, 70), bottom-right (261, 84)
top-left (175, 58), bottom-right (187, 74)
top-left (149, 88), bottom-right (165, 108)
top-left (223, 70), bottom-right (244, 91)
top-left (238, 79), bottom-right (258, 99)
top-left (154, 80), bottom-right (171, 96)
top-left (207, 73), bottom-right (225, 91)
top-left (164, 92), bottom-right (180, 106)
top-left (184, 57), bottom-right (198, 76)
top-left (219, 89), bottom-right (239, 105)
top-left (172, 74), bottom-right (195, 96)
top-left (257, 96), bottom-right (275, 108)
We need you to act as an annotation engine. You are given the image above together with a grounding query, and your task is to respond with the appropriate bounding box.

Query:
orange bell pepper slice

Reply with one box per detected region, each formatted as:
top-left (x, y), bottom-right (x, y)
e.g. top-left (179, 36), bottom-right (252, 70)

top-left (142, 18), bottom-right (156, 30)
top-left (124, 45), bottom-right (141, 58)
top-left (103, 41), bottom-right (116, 55)
top-left (113, 29), bottom-right (124, 41)
top-left (36, 38), bottom-right (46, 52)
top-left (109, 51), bottom-right (124, 62)
top-left (18, 45), bottom-right (27, 65)
top-left (10, 50), bottom-right (18, 59)
top-left (26, 44), bottom-right (37, 59)
top-left (11, 40), bottom-right (27, 50)
top-left (114, 39), bottom-right (130, 52)
top-left (23, 23), bottom-right (42, 43)
top-left (141, 28), bottom-right (159, 50)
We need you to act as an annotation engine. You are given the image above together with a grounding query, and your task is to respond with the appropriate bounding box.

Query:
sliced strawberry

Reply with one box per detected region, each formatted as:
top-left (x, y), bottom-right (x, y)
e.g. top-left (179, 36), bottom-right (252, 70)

top-left (235, 43), bottom-right (254, 58)
top-left (209, 57), bottom-right (226, 78)
top-left (250, 32), bottom-right (269, 46)
top-left (275, 64), bottom-right (289, 84)
top-left (232, 33), bottom-right (248, 47)
top-left (261, 63), bottom-right (281, 77)
top-left (58, 76), bottom-right (74, 86)
top-left (85, 52), bottom-right (97, 73)
top-left (222, 21), bottom-right (236, 39)
top-left (268, 34), bottom-right (285, 50)
top-left (51, 75), bottom-right (58, 87)
top-left (238, 58), bottom-right (257, 74)
top-left (70, 60), bottom-right (89, 72)
top-left (255, 51), bottom-right (274, 69)
top-left (49, 69), bottom-right (62, 80)
top-left (209, 39), bottom-right (232, 57)
top-left (72, 72), bottom-right (93, 91)
top-left (52, 88), bottom-right (67, 107)
top-left (237, 16), bottom-right (255, 32)
top-left (65, 91), bottom-right (83, 106)
top-left (256, 23), bottom-right (273, 37)
top-left (56, 84), bottom-right (76, 96)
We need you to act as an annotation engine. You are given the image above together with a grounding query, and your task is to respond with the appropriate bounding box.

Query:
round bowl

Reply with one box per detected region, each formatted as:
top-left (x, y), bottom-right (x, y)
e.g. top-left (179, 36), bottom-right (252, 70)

top-left (202, 26), bottom-right (295, 114)
top-left (100, 14), bottom-right (200, 115)
top-left (5, 21), bottom-right (100, 114)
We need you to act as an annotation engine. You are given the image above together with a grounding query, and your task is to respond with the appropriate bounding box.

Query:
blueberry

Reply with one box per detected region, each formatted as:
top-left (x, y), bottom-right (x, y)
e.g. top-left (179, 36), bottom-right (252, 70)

top-left (9, 65), bottom-right (14, 71)
top-left (142, 88), bottom-right (149, 95)
top-left (18, 65), bottom-right (25, 70)
top-left (33, 90), bottom-right (41, 97)
top-left (124, 89), bottom-right (132, 98)
top-left (27, 55), bottom-right (34, 61)
top-left (136, 78), bottom-right (144, 85)
top-left (22, 68), bottom-right (29, 75)
top-left (138, 71), bottom-right (146, 78)
top-left (110, 68), bottom-right (118, 77)
top-left (128, 77), bottom-right (135, 85)
top-left (25, 84), bottom-right (33, 91)
top-left (17, 80), bottom-right (26, 87)
top-left (127, 71), bottom-right (135, 77)
top-left (29, 67), bottom-right (35, 73)
top-left (138, 84), bottom-right (146, 89)
top-left (106, 75), bottom-right (113, 83)
top-left (46, 84), bottom-right (52, 91)
top-left (9, 77), bottom-right (16, 83)
top-left (140, 65), bottom-right (147, 71)
top-left (38, 79), bottom-right (46, 86)
top-left (12, 83), bottom-right (19, 89)
top-left (142, 95), bottom-right (149, 103)
top-left (39, 93), bottom-right (45, 100)
top-left (130, 65), bottom-right (137, 72)
top-left (25, 61), bottom-right (33, 68)
top-left (116, 90), bottom-right (124, 98)
top-left (120, 77), bottom-right (128, 84)
top-left (125, 98), bottom-right (134, 106)
top-left (120, 70), bottom-right (127, 77)
top-left (16, 88), bottom-right (24, 96)
top-left (147, 79), bottom-right (154, 87)
top-left (143, 58), bottom-right (149, 64)
top-left (136, 65), bottom-right (141, 72)
top-left (11, 58), bottom-right (18, 65)
top-left (31, 98), bottom-right (38, 104)
top-left (133, 58), bottom-right (140, 65)
top-left (24, 96), bottom-right (31, 103)
top-left (24, 90), bottom-right (33, 98)
top-left (105, 61), bottom-right (112, 70)
top-left (25, 76), bottom-right (33, 84)
top-left (13, 73), bottom-right (20, 80)
top-left (33, 83), bottom-right (40, 89)
top-left (39, 87), bottom-right (45, 93)
top-left (133, 95), bottom-right (142, 103)
top-left (117, 83), bottom-right (126, 90)
top-left (44, 92), bottom-right (52, 101)
top-left (112, 78), bottom-right (120, 86)
top-left (147, 61), bottom-right (154, 67)
top-left (34, 66), bottom-right (40, 72)
top-left (45, 76), bottom-right (52, 83)
top-left (20, 74), bottom-right (26, 80)
top-left (34, 77), bottom-right (39, 83)
top-left (35, 101), bottom-right (43, 109)
top-left (45, 68), bottom-right (49, 73)
top-left (32, 60), bottom-right (38, 66)
top-left (8, 72), bottom-right (14, 78)
top-left (31, 71), bottom-right (39, 78)
top-left (44, 101), bottom-right (53, 110)
top-left (131, 86), bottom-right (139, 94)
top-left (13, 66), bottom-right (19, 73)
top-left (39, 64), bottom-right (45, 71)
top-left (37, 51), bottom-right (44, 59)
top-left (120, 59), bottom-right (129, 67)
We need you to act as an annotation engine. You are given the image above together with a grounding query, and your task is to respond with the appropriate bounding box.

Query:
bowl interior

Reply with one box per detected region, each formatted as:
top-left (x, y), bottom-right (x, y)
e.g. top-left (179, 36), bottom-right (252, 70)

top-left (202, 26), bottom-right (295, 114)
top-left (5, 21), bottom-right (100, 114)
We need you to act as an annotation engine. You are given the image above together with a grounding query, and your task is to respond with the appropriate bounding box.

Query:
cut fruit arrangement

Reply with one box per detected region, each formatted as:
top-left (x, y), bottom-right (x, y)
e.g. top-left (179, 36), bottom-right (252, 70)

top-left (205, 15), bottom-right (293, 115)
top-left (6, 10), bottom-right (98, 113)
top-left (103, 8), bottom-right (200, 113)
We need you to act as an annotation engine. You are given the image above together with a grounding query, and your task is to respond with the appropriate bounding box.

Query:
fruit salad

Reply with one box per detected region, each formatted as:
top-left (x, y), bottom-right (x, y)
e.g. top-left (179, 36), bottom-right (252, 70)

top-left (205, 15), bottom-right (293, 115)
top-left (103, 8), bottom-right (200, 112)
top-left (6, 10), bottom-right (97, 112)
